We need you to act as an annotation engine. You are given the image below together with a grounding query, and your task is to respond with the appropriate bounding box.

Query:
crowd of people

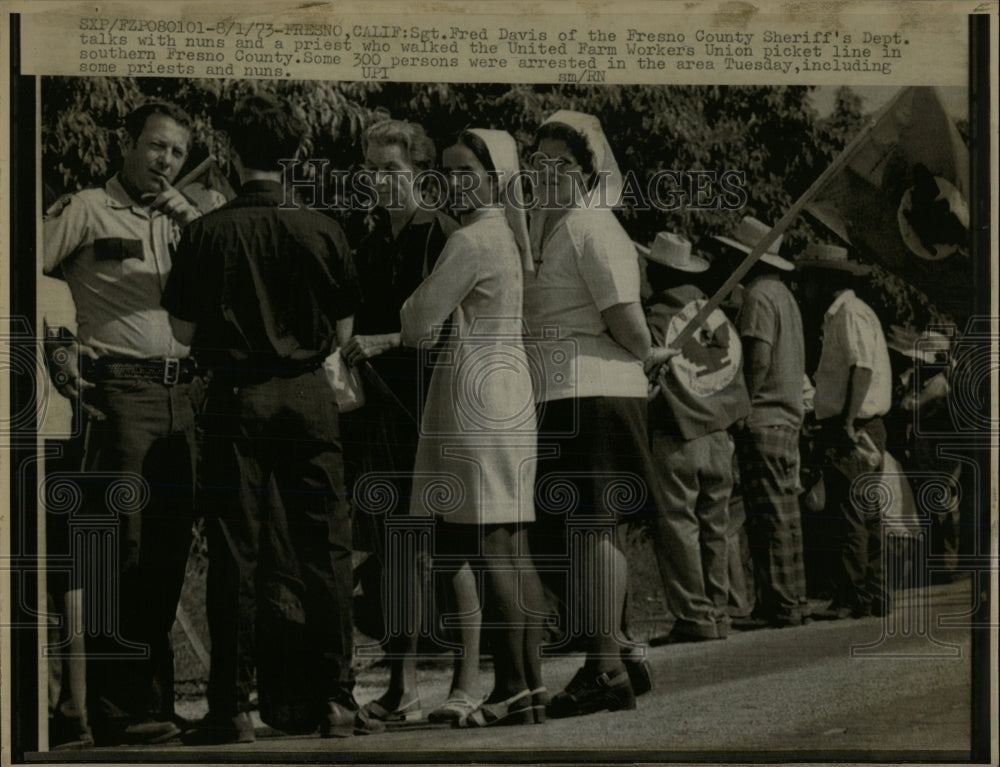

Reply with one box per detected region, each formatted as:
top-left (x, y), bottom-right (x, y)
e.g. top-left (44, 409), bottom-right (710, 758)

top-left (41, 94), bottom-right (965, 749)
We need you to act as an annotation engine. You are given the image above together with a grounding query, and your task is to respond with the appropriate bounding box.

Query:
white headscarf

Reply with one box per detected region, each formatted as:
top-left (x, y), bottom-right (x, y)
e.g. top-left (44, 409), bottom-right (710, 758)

top-left (467, 128), bottom-right (533, 275)
top-left (537, 110), bottom-right (624, 208)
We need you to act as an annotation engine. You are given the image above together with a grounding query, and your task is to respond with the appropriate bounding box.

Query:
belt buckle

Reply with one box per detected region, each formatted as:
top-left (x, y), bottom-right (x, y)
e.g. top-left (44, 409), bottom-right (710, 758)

top-left (163, 357), bottom-right (180, 386)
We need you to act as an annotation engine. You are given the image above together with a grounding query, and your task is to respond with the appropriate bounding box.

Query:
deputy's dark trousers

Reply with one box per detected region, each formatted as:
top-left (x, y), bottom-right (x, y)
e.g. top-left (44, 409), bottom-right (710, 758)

top-left (81, 380), bottom-right (197, 739)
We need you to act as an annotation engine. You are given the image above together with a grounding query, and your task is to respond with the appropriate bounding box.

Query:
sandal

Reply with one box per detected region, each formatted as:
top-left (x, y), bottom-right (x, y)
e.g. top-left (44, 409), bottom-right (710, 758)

top-left (360, 696), bottom-right (423, 724)
top-left (459, 689), bottom-right (533, 728)
top-left (426, 691), bottom-right (480, 725)
top-left (529, 687), bottom-right (549, 724)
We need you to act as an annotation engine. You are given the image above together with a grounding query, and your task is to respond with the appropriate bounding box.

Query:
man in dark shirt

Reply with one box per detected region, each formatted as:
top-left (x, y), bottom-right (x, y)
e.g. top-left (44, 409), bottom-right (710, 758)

top-left (162, 95), bottom-right (380, 740)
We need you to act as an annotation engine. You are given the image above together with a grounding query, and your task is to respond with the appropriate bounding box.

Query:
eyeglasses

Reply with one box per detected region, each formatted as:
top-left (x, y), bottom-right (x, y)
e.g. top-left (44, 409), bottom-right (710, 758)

top-left (529, 151), bottom-right (581, 175)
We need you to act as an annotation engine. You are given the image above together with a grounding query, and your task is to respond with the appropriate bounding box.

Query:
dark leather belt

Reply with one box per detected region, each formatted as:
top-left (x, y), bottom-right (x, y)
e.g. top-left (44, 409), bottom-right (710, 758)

top-left (85, 357), bottom-right (197, 386)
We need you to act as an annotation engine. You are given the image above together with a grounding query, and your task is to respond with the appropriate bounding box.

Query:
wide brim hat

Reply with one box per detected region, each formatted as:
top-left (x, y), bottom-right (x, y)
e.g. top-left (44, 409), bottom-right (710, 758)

top-left (795, 242), bottom-right (871, 275)
top-left (644, 231), bottom-right (709, 273)
top-left (886, 324), bottom-right (951, 364)
top-left (713, 215), bottom-right (794, 271)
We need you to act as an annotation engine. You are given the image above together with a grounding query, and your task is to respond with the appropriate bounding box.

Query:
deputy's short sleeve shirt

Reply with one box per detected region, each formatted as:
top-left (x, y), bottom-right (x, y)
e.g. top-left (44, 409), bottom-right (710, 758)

top-left (43, 176), bottom-right (221, 359)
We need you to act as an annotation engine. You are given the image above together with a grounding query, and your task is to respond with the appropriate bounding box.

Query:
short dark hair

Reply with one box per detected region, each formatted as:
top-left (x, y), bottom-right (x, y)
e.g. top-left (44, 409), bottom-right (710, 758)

top-left (124, 102), bottom-right (193, 142)
top-left (534, 121), bottom-right (596, 179)
top-left (745, 260), bottom-right (785, 283)
top-left (803, 266), bottom-right (856, 300)
top-left (454, 130), bottom-right (496, 173)
top-left (228, 95), bottom-right (305, 171)
top-left (645, 261), bottom-right (677, 293)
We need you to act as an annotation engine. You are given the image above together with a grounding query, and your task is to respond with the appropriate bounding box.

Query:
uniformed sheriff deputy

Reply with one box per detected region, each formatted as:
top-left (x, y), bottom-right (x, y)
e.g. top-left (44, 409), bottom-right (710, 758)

top-left (43, 101), bottom-right (222, 747)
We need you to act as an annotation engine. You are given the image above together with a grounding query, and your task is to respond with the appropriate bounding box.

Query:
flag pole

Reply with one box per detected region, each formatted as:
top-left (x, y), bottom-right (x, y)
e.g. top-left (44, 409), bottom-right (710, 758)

top-left (662, 86), bottom-right (913, 352)
top-left (173, 156), bottom-right (216, 191)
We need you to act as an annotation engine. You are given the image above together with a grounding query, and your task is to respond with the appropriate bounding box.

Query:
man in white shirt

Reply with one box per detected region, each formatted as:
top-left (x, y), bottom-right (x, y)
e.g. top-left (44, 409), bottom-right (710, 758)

top-left (798, 244), bottom-right (892, 620)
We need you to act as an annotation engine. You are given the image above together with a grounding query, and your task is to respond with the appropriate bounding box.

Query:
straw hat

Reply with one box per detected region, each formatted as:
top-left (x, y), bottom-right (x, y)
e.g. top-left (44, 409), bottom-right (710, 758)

top-left (713, 215), bottom-right (794, 271)
top-left (645, 232), bottom-right (709, 273)
top-left (795, 243), bottom-right (871, 275)
top-left (886, 325), bottom-right (951, 364)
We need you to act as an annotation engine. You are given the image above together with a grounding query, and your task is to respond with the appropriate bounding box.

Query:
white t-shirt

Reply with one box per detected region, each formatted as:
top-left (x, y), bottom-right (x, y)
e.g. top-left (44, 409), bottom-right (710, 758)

top-left (523, 207), bottom-right (647, 401)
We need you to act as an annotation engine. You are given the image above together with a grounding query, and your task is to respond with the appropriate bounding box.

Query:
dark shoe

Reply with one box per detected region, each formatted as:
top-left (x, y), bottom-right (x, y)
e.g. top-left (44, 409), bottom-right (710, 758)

top-left (321, 695), bottom-right (386, 738)
top-left (182, 712), bottom-right (255, 745)
top-left (773, 611), bottom-right (809, 627)
top-left (547, 667), bottom-right (635, 719)
top-left (166, 712), bottom-right (193, 731)
top-left (458, 689), bottom-right (534, 728)
top-left (119, 719), bottom-right (182, 745)
top-left (360, 696), bottom-right (423, 725)
top-left (657, 625), bottom-right (724, 644)
top-left (811, 604), bottom-right (854, 621)
top-left (621, 645), bottom-right (653, 696)
top-left (738, 608), bottom-right (807, 629)
top-left (731, 615), bottom-right (772, 631)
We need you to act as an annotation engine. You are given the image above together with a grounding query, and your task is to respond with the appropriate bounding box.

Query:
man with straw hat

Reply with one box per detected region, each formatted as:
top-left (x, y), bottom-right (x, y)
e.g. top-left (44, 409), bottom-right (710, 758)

top-left (797, 243), bottom-right (893, 620)
top-left (714, 216), bottom-right (811, 628)
top-left (643, 232), bottom-right (750, 642)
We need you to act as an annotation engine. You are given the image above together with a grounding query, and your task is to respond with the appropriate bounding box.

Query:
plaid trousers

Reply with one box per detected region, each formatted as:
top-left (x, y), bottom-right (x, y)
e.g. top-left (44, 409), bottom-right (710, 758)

top-left (736, 425), bottom-right (810, 621)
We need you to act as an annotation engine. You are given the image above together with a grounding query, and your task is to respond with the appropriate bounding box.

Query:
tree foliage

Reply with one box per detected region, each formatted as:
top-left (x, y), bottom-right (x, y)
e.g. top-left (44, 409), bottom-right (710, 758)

top-left (42, 78), bottom-right (968, 329)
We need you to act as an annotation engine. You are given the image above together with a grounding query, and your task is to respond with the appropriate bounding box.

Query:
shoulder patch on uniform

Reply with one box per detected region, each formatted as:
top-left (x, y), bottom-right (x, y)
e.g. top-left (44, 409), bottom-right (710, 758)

top-left (44, 194), bottom-right (74, 219)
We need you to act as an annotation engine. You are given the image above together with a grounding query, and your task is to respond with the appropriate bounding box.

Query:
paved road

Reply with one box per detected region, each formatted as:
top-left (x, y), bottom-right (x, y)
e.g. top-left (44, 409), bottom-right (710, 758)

top-left (47, 579), bottom-right (978, 762)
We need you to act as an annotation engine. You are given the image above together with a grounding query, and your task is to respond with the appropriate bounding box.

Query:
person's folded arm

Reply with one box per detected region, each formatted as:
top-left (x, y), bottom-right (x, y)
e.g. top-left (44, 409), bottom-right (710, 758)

top-left (602, 302), bottom-right (651, 362)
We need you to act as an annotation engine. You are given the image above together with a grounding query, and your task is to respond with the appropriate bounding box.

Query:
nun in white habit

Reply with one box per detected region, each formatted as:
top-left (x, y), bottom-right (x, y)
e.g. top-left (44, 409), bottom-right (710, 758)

top-left (524, 110), bottom-right (660, 719)
top-left (400, 128), bottom-right (546, 727)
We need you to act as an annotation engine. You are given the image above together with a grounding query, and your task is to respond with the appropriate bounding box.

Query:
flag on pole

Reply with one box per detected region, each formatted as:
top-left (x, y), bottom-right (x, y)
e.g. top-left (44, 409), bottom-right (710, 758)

top-left (646, 87), bottom-right (971, 359)
top-left (804, 86), bottom-right (971, 318)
